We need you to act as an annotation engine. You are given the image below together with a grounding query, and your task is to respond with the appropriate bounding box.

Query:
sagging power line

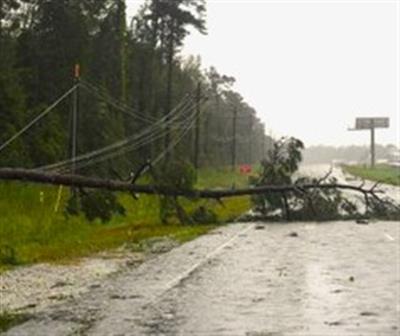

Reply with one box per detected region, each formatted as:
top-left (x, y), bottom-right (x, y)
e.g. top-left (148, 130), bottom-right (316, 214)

top-left (37, 89), bottom-right (205, 173)
top-left (0, 72), bottom-right (208, 180)
top-left (0, 85), bottom-right (79, 154)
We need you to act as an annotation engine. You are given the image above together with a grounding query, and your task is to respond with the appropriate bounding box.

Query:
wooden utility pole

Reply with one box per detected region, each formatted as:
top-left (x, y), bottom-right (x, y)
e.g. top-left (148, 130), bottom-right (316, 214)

top-left (248, 116), bottom-right (253, 164)
top-left (72, 64), bottom-right (80, 176)
top-left (164, 38), bottom-right (174, 164)
top-left (231, 106), bottom-right (237, 172)
top-left (194, 82), bottom-right (201, 170)
top-left (71, 64), bottom-right (80, 198)
top-left (262, 136), bottom-right (266, 159)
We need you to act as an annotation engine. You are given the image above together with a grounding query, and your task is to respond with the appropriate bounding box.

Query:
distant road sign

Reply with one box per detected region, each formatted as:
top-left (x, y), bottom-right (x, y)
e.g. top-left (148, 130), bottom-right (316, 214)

top-left (355, 117), bottom-right (389, 130)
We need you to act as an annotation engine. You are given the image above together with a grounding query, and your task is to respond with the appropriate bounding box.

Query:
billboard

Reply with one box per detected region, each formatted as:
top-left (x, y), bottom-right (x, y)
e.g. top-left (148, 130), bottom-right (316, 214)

top-left (355, 117), bottom-right (389, 130)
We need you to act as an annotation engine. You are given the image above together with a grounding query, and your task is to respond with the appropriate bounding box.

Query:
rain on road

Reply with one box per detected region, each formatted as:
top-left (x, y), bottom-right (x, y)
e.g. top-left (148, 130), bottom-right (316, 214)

top-left (5, 220), bottom-right (399, 336)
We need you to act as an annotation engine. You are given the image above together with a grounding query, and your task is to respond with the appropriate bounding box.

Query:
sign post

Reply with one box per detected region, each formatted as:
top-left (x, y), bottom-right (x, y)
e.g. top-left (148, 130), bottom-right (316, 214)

top-left (350, 117), bottom-right (390, 168)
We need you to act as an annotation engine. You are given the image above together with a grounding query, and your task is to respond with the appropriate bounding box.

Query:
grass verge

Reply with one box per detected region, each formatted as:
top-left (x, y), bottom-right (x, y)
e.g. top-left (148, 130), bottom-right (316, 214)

top-left (343, 164), bottom-right (400, 186)
top-left (0, 168), bottom-right (252, 269)
top-left (0, 312), bottom-right (30, 333)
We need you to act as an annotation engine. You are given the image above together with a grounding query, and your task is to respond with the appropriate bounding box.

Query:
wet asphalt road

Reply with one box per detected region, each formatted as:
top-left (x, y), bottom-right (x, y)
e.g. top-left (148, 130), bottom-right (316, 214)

top-left (137, 221), bottom-right (399, 336)
top-left (5, 221), bottom-right (400, 336)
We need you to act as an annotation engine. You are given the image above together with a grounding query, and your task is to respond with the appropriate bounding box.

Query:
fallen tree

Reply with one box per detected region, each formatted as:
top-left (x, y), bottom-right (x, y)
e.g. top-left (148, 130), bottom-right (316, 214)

top-left (3, 137), bottom-right (398, 223)
top-left (0, 167), bottom-right (390, 200)
top-left (1, 167), bottom-right (399, 222)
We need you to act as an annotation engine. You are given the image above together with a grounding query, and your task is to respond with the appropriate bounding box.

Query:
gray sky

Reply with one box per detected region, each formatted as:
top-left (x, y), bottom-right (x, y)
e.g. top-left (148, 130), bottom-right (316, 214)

top-left (126, 0), bottom-right (399, 147)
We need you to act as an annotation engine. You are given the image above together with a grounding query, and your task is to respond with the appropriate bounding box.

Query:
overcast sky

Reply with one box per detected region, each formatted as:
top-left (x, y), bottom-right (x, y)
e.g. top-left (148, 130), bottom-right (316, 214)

top-left (126, 0), bottom-right (399, 147)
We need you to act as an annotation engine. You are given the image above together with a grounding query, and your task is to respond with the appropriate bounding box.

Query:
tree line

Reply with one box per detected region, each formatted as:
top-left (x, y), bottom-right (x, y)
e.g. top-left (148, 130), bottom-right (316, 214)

top-left (302, 144), bottom-right (399, 165)
top-left (0, 0), bottom-right (271, 178)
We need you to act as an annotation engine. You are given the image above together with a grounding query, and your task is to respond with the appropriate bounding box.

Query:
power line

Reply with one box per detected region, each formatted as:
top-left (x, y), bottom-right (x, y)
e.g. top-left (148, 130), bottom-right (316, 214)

top-left (0, 85), bottom-right (78, 154)
top-left (1, 75), bottom-right (206, 176)
top-left (151, 96), bottom-right (208, 168)
top-left (73, 97), bottom-right (206, 172)
top-left (80, 80), bottom-right (157, 124)
top-left (82, 76), bottom-right (145, 116)
top-left (39, 92), bottom-right (199, 172)
top-left (39, 102), bottom-right (190, 172)
top-left (59, 97), bottom-right (204, 173)
top-left (58, 130), bottom-right (167, 173)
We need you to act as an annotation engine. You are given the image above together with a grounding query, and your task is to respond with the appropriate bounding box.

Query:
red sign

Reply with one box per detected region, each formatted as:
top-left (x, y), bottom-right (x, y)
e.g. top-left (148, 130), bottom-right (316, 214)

top-left (239, 164), bottom-right (252, 174)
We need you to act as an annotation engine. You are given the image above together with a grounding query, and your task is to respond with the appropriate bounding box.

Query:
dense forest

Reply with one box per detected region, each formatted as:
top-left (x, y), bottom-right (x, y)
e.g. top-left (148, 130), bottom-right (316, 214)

top-left (0, 0), bottom-right (271, 178)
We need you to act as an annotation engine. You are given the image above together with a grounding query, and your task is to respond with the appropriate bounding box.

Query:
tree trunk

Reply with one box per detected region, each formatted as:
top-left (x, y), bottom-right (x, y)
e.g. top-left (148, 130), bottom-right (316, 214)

top-left (0, 168), bottom-right (388, 201)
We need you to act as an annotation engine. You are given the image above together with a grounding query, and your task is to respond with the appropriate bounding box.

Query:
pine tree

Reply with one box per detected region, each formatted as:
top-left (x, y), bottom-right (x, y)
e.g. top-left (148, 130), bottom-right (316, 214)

top-left (0, 0), bottom-right (30, 166)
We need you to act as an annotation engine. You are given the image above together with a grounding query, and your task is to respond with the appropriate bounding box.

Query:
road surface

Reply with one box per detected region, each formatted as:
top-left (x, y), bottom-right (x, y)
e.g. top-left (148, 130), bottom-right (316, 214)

top-left (4, 220), bottom-right (399, 336)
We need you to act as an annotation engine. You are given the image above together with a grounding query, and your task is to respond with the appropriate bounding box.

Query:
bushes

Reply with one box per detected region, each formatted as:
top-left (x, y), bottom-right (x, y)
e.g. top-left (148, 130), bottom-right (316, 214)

top-left (66, 190), bottom-right (125, 223)
top-left (155, 160), bottom-right (197, 224)
top-left (250, 137), bottom-right (362, 221)
top-left (0, 245), bottom-right (19, 266)
top-left (250, 137), bottom-right (304, 215)
top-left (190, 206), bottom-right (217, 224)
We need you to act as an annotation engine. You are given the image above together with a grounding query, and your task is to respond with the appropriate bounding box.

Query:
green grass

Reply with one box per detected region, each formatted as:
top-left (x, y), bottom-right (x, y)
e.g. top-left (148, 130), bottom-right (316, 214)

top-left (0, 168), bottom-right (251, 268)
top-left (196, 166), bottom-right (253, 188)
top-left (0, 312), bottom-right (30, 332)
top-left (343, 164), bottom-right (400, 186)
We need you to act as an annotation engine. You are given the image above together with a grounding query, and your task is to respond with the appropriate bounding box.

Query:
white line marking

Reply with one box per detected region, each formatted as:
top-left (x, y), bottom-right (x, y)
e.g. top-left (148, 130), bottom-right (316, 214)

top-left (384, 233), bottom-right (395, 241)
top-left (163, 224), bottom-right (253, 291)
top-left (144, 225), bottom-right (254, 308)
top-left (145, 224), bottom-right (254, 308)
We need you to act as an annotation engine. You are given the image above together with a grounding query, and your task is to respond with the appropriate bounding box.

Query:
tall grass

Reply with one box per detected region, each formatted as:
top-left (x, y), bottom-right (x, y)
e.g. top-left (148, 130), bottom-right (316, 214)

top-left (0, 182), bottom-right (93, 265)
top-left (197, 166), bottom-right (255, 188)
top-left (0, 169), bottom-right (251, 268)
top-left (343, 164), bottom-right (400, 186)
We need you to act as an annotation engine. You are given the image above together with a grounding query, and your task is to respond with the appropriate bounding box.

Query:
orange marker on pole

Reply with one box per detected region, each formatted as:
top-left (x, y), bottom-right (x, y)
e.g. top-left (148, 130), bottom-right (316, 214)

top-left (74, 64), bottom-right (80, 79)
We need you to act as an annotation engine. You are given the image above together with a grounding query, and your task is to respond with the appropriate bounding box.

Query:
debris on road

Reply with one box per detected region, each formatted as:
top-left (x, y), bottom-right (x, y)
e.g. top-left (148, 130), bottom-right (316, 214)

top-left (287, 232), bottom-right (299, 237)
top-left (324, 320), bottom-right (343, 326)
top-left (360, 311), bottom-right (379, 317)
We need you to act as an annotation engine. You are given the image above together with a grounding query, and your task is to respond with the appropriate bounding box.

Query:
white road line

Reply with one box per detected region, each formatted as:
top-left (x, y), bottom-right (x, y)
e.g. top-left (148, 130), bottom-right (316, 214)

top-left (384, 233), bottom-right (395, 241)
top-left (145, 224), bottom-right (254, 307)
top-left (163, 224), bottom-right (253, 291)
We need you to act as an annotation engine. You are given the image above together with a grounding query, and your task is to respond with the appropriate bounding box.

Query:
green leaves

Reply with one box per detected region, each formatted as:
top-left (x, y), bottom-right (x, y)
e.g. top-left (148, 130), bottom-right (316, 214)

top-left (251, 137), bottom-right (304, 215)
top-left (154, 160), bottom-right (196, 224)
